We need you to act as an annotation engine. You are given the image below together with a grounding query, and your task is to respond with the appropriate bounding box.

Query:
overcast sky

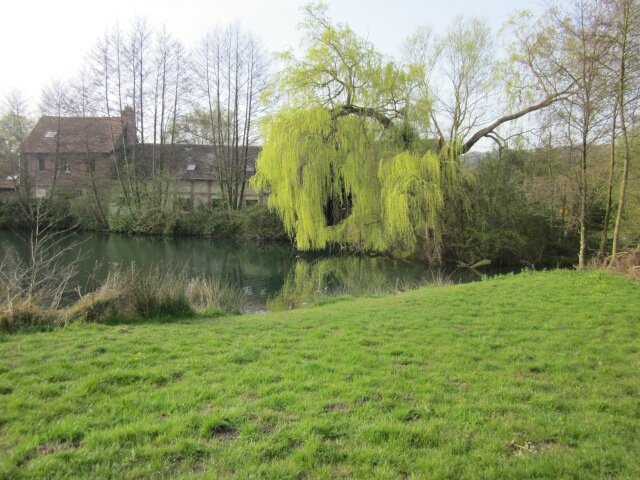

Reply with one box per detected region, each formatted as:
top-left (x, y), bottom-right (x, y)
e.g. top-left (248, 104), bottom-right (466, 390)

top-left (1, 0), bottom-right (545, 108)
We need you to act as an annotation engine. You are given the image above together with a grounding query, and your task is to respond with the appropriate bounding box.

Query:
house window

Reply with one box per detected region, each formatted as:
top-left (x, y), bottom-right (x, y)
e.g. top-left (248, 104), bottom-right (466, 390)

top-left (44, 131), bottom-right (57, 138)
top-left (62, 158), bottom-right (70, 173)
top-left (87, 158), bottom-right (95, 172)
top-left (75, 188), bottom-right (85, 198)
top-left (38, 157), bottom-right (46, 172)
top-left (35, 188), bottom-right (46, 198)
top-left (186, 163), bottom-right (196, 171)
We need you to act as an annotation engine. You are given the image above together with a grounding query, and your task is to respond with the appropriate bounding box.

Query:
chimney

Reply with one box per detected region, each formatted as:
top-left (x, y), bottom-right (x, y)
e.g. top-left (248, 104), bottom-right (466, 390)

top-left (121, 106), bottom-right (137, 146)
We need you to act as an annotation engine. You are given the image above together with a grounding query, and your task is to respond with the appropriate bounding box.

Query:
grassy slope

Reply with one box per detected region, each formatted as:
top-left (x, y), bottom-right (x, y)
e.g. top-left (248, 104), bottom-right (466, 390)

top-left (0, 270), bottom-right (639, 479)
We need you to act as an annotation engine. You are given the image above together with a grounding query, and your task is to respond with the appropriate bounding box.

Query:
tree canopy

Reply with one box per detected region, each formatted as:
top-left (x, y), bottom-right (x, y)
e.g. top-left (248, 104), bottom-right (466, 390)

top-left (252, 4), bottom-right (446, 257)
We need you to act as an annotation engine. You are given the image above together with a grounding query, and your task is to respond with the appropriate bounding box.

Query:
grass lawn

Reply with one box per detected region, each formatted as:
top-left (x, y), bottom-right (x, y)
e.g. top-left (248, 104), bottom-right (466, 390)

top-left (0, 270), bottom-right (639, 479)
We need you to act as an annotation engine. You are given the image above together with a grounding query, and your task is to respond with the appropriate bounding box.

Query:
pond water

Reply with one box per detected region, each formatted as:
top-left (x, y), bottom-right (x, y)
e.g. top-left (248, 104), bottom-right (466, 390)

top-left (0, 230), bottom-right (514, 311)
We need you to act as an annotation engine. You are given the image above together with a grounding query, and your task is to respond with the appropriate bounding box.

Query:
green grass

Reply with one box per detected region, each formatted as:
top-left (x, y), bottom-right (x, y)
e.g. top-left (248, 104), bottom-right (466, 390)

top-left (0, 270), bottom-right (639, 479)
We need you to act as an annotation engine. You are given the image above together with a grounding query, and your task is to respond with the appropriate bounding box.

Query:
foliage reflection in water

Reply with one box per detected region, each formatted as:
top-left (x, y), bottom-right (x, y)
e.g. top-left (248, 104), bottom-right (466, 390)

top-left (0, 230), bottom-right (509, 312)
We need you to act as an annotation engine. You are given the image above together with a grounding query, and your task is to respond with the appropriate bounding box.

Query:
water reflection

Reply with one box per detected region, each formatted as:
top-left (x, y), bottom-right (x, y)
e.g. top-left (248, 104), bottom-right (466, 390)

top-left (266, 256), bottom-right (482, 310)
top-left (0, 231), bottom-right (503, 312)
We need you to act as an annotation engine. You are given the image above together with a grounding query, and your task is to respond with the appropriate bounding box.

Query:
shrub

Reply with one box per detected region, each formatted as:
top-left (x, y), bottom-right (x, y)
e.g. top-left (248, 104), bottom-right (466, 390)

top-left (0, 298), bottom-right (60, 332)
top-left (108, 205), bottom-right (178, 235)
top-left (64, 285), bottom-right (128, 324)
top-left (186, 278), bottom-right (246, 315)
top-left (604, 247), bottom-right (640, 280)
top-left (238, 204), bottom-right (287, 241)
top-left (174, 204), bottom-right (286, 241)
top-left (69, 198), bottom-right (107, 230)
top-left (66, 266), bottom-right (245, 324)
top-left (174, 207), bottom-right (242, 238)
top-left (0, 197), bottom-right (30, 229)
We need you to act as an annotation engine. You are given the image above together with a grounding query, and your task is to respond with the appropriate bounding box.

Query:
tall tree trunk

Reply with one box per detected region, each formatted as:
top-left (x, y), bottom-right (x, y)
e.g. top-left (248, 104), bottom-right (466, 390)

top-left (611, 0), bottom-right (632, 260)
top-left (598, 103), bottom-right (617, 257)
top-left (578, 134), bottom-right (588, 269)
top-left (611, 110), bottom-right (630, 258)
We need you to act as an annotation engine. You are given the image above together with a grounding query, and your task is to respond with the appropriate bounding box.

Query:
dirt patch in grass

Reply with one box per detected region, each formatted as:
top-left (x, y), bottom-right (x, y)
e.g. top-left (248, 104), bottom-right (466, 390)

top-left (507, 439), bottom-right (570, 456)
top-left (38, 441), bottom-right (79, 456)
top-left (192, 460), bottom-right (208, 473)
top-left (393, 360), bottom-right (414, 367)
top-left (258, 424), bottom-right (277, 434)
top-left (447, 377), bottom-right (468, 389)
top-left (213, 429), bottom-right (238, 441)
top-left (201, 417), bottom-right (238, 441)
top-left (324, 402), bottom-right (349, 412)
top-left (356, 393), bottom-right (383, 405)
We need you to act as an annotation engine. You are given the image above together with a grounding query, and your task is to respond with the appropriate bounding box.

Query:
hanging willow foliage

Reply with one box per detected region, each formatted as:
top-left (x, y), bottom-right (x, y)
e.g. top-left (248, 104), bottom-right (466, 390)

top-left (251, 4), bottom-right (454, 259)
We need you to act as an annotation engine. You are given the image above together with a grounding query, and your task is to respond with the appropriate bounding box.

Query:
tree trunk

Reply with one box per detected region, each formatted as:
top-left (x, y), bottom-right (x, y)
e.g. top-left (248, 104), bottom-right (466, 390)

top-left (598, 104), bottom-right (617, 258)
top-left (578, 135), bottom-right (588, 269)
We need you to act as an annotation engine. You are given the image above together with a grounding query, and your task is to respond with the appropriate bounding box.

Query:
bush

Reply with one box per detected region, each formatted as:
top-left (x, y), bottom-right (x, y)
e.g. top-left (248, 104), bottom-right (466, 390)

top-left (108, 200), bottom-right (285, 241)
top-left (0, 298), bottom-right (61, 332)
top-left (186, 278), bottom-right (246, 315)
top-left (108, 205), bottom-right (179, 235)
top-left (174, 207), bottom-right (242, 238)
top-left (174, 204), bottom-right (286, 241)
top-left (238, 204), bottom-right (287, 241)
top-left (0, 196), bottom-right (78, 231)
top-left (604, 247), bottom-right (640, 280)
top-left (69, 198), bottom-right (107, 230)
top-left (0, 197), bottom-right (29, 229)
top-left (65, 265), bottom-right (246, 324)
top-left (70, 266), bottom-right (193, 321)
top-left (447, 150), bottom-right (581, 267)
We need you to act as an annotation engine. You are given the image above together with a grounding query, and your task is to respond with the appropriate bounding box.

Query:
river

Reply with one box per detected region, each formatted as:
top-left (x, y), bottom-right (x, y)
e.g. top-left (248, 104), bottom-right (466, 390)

top-left (0, 230), bottom-right (511, 311)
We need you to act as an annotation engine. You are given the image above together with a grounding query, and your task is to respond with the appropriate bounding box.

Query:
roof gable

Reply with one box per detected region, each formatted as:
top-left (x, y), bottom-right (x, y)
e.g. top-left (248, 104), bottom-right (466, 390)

top-left (23, 116), bottom-right (124, 154)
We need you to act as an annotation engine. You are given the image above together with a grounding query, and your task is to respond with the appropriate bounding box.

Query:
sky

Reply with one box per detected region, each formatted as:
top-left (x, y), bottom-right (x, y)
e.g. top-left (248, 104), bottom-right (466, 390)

top-left (0, 0), bottom-right (545, 108)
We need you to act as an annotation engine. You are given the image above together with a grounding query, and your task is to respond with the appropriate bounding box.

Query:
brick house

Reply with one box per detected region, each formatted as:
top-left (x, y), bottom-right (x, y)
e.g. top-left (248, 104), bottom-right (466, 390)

top-left (21, 108), bottom-right (136, 201)
top-left (19, 108), bottom-right (263, 208)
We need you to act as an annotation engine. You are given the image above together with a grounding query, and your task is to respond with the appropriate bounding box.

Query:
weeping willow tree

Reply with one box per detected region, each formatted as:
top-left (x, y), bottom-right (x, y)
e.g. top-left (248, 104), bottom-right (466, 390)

top-left (252, 4), bottom-right (451, 260)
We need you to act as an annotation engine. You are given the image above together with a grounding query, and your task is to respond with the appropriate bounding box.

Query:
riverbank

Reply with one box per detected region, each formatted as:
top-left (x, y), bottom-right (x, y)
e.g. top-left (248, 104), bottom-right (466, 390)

top-left (0, 197), bottom-right (581, 267)
top-left (1, 270), bottom-right (638, 478)
top-left (0, 198), bottom-right (288, 242)
top-left (0, 229), bottom-right (504, 319)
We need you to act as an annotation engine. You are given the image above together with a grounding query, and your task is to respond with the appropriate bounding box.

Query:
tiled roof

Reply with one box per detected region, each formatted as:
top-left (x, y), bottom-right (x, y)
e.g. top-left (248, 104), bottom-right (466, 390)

top-left (23, 116), bottom-right (124, 154)
top-left (122, 144), bottom-right (260, 180)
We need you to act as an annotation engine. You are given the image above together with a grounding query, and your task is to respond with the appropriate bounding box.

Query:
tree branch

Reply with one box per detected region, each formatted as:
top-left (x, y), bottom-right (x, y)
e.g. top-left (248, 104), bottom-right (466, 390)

top-left (462, 91), bottom-right (568, 153)
top-left (332, 104), bottom-right (393, 129)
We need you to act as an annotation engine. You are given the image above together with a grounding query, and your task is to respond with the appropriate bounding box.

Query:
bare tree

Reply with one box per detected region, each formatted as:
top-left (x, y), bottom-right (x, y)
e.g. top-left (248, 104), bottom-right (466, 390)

top-left (554, 0), bottom-right (614, 268)
top-left (0, 200), bottom-right (82, 329)
top-left (68, 69), bottom-right (109, 226)
top-left (39, 80), bottom-right (74, 193)
top-left (404, 13), bottom-right (576, 159)
top-left (191, 22), bottom-right (269, 209)
top-left (610, 0), bottom-right (640, 258)
top-left (0, 90), bottom-right (34, 209)
top-left (149, 27), bottom-right (188, 204)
